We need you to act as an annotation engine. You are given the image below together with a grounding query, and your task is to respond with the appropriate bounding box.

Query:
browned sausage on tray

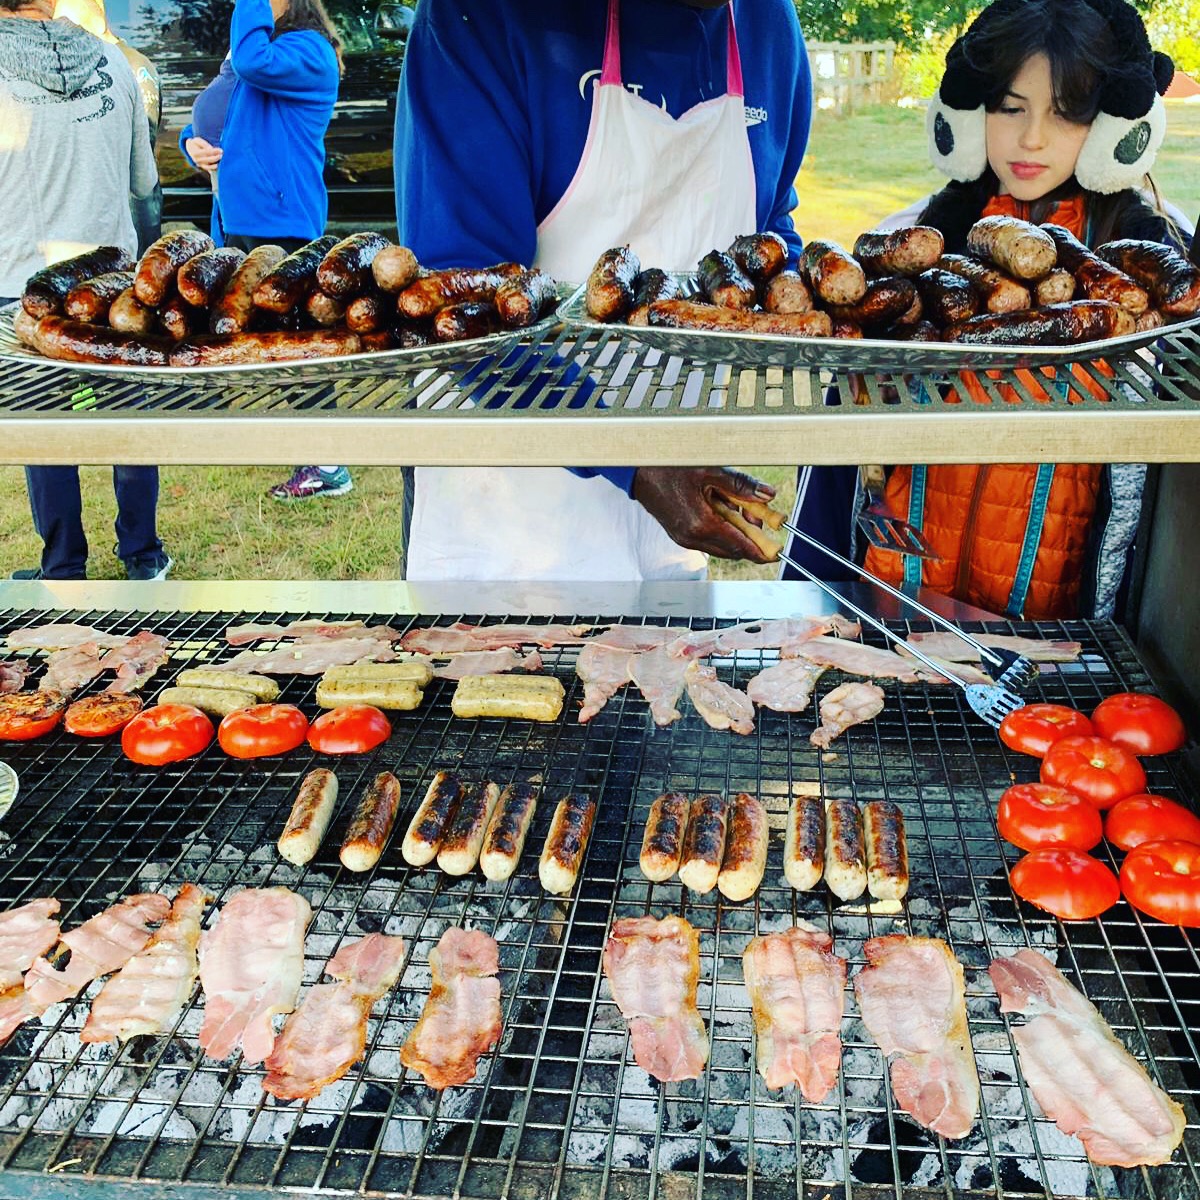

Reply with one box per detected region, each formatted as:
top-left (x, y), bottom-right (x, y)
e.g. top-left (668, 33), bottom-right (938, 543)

top-left (647, 299), bottom-right (833, 336)
top-left (64, 271), bottom-right (135, 324)
top-left (317, 232), bottom-right (392, 300)
top-left (168, 328), bottom-right (362, 367)
top-left (914, 268), bottom-right (977, 326)
top-left (495, 268), bottom-right (558, 327)
top-left (853, 226), bottom-right (945, 276)
top-left (158, 294), bottom-right (198, 342)
top-left (107, 288), bottom-right (157, 336)
top-left (22, 246), bottom-right (135, 319)
top-left (210, 244), bottom-right (287, 334)
top-left (762, 269), bottom-right (813, 314)
top-left (177, 247), bottom-right (246, 308)
top-left (727, 231), bottom-right (788, 284)
top-left (698, 250), bottom-right (757, 309)
top-left (1096, 239), bottom-right (1200, 317)
top-left (945, 299), bottom-right (1135, 345)
top-left (432, 300), bottom-right (500, 342)
top-left (799, 239), bottom-right (867, 306)
top-left (627, 268), bottom-right (680, 325)
top-left (252, 235), bottom-right (339, 314)
top-left (397, 264), bottom-right (523, 320)
top-left (32, 316), bottom-right (171, 366)
top-left (937, 253), bottom-right (1031, 313)
top-left (826, 277), bottom-right (918, 329)
top-left (134, 230), bottom-right (215, 306)
top-left (371, 245), bottom-right (420, 294)
top-left (1041, 225), bottom-right (1147, 315)
top-left (345, 293), bottom-right (386, 334)
top-left (586, 246), bottom-right (640, 321)
top-left (966, 215), bottom-right (1056, 281)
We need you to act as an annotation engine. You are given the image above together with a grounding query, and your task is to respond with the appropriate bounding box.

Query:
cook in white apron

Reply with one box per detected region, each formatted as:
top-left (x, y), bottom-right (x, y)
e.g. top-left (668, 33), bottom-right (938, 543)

top-left (406, 0), bottom-right (757, 582)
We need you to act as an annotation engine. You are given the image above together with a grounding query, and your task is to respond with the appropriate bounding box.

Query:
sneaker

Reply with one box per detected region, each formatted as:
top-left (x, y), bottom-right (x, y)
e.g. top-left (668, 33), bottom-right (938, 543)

top-left (10, 567), bottom-right (43, 580)
top-left (123, 552), bottom-right (173, 581)
top-left (268, 465), bottom-right (353, 502)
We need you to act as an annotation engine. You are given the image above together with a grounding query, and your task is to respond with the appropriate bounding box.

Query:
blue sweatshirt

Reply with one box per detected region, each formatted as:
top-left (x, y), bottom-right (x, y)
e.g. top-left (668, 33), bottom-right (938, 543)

top-left (190, 0), bottom-right (338, 241)
top-left (394, 0), bottom-right (812, 495)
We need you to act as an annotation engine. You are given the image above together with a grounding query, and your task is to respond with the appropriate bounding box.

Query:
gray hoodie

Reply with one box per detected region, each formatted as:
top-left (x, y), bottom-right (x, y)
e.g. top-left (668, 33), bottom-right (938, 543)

top-left (0, 17), bottom-right (158, 297)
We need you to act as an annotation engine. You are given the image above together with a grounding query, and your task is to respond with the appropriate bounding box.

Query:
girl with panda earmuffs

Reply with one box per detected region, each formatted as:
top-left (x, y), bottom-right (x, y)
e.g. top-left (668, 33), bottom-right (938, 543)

top-left (785, 0), bottom-right (1194, 621)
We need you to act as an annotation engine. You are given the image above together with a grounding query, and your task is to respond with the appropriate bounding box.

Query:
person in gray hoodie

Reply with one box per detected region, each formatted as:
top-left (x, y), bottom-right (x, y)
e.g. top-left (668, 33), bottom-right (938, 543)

top-left (1, 0), bottom-right (171, 580)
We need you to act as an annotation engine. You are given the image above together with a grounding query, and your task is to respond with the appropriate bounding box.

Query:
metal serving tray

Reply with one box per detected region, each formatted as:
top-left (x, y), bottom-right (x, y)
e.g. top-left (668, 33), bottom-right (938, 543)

top-left (0, 301), bottom-right (563, 385)
top-left (0, 606), bottom-right (1196, 1200)
top-left (558, 281), bottom-right (1200, 372)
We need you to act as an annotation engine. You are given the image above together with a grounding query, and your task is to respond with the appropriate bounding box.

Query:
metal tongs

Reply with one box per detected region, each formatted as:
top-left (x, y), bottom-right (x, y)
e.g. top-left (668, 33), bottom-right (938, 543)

top-left (711, 492), bottom-right (1036, 728)
top-left (858, 464), bottom-right (942, 560)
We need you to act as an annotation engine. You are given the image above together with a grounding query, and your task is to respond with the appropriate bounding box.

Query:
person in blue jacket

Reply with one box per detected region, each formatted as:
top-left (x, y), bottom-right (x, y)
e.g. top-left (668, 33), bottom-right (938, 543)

top-left (180, 0), bottom-right (352, 502)
top-left (393, 0), bottom-right (815, 582)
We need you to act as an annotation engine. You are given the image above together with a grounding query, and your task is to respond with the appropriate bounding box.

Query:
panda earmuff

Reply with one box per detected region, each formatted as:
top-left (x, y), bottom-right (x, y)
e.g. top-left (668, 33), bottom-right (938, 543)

top-left (926, 0), bottom-right (1175, 195)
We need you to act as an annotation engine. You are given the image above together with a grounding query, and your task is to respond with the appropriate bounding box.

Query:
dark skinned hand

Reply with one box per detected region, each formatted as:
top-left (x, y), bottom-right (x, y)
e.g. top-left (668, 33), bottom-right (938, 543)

top-left (631, 467), bottom-right (777, 562)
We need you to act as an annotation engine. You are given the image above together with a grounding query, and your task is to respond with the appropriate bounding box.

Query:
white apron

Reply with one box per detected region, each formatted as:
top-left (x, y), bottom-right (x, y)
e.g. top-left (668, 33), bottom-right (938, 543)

top-left (406, 0), bottom-right (756, 582)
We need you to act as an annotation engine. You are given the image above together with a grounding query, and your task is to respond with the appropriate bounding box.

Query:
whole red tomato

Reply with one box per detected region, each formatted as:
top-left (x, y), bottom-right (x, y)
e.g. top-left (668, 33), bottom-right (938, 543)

top-left (307, 704), bottom-right (391, 755)
top-left (1105, 794), bottom-right (1200, 852)
top-left (1119, 839), bottom-right (1200, 926)
top-left (999, 704), bottom-right (1093, 758)
top-left (122, 703), bottom-right (213, 766)
top-left (218, 704), bottom-right (309, 759)
top-left (0, 689), bottom-right (67, 742)
top-left (1039, 735), bottom-right (1146, 810)
top-left (997, 783), bottom-right (1103, 852)
top-left (1009, 847), bottom-right (1120, 920)
top-left (1091, 692), bottom-right (1186, 756)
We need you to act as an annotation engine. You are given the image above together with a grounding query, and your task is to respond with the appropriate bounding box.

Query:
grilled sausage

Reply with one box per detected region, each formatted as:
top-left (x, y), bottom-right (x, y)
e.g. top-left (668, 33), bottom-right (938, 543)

top-left (717, 792), bottom-right (769, 902)
top-left (824, 798), bottom-right (867, 901)
top-left (538, 793), bottom-right (597, 894)
top-left (1136, 308), bottom-right (1165, 332)
top-left (33, 316), bottom-right (170, 366)
top-left (175, 668), bottom-right (280, 701)
top-left (586, 246), bottom-right (641, 321)
top-left (433, 300), bottom-right (501, 342)
top-left (315, 678), bottom-right (423, 710)
top-left (480, 782), bottom-right (538, 881)
top-left (304, 289), bottom-right (346, 327)
top-left (698, 249), bottom-right (757, 310)
top-left (892, 287), bottom-right (924, 327)
top-left (22, 246), bottom-right (135, 318)
top-left (1034, 268), bottom-right (1076, 307)
top-left (1041, 225), bottom-right (1149, 315)
top-left (108, 287), bottom-right (157, 335)
top-left (800, 239), bottom-right (867, 306)
top-left (345, 292), bottom-right (386, 334)
top-left (966, 215), bottom-right (1056, 281)
top-left (862, 800), bottom-right (908, 901)
top-left (157, 684), bottom-right (257, 717)
top-left (401, 771), bottom-right (462, 866)
top-left (783, 794), bottom-right (825, 890)
top-left (65, 271), bottom-right (135, 324)
top-left (639, 791), bottom-right (690, 882)
top-left (886, 319), bottom-right (941, 342)
top-left (853, 226), bottom-right (945, 277)
top-left (277, 768), bottom-right (339, 866)
top-left (678, 793), bottom-right (728, 894)
top-left (936, 254), bottom-right (1031, 313)
top-left (945, 299), bottom-right (1134, 345)
top-left (1096, 239), bottom-right (1200, 316)
top-left (317, 232), bottom-right (392, 299)
top-left (324, 661), bottom-right (434, 687)
top-left (627, 268), bottom-right (681, 325)
top-left (340, 771), bottom-right (402, 872)
top-left (158, 293), bottom-right (198, 342)
top-left (134, 230), bottom-right (215, 306)
top-left (831, 317), bottom-right (864, 340)
top-left (252, 235), bottom-right (339, 313)
top-left (211, 244), bottom-right (287, 333)
top-left (762, 269), bottom-right (813, 314)
top-left (647, 300), bottom-right (832, 337)
top-left (914, 268), bottom-right (978, 326)
top-left (177, 247), bottom-right (246, 308)
top-left (437, 780), bottom-right (502, 876)
top-left (728, 231), bottom-right (789, 284)
top-left (397, 263), bottom-right (523, 320)
top-left (12, 308), bottom-right (41, 348)
top-left (169, 328), bottom-right (362, 367)
top-left (397, 323), bottom-right (432, 348)
top-left (371, 244), bottom-right (420, 294)
top-left (494, 268), bottom-right (558, 328)
top-left (827, 277), bottom-right (918, 329)
top-left (360, 328), bottom-right (398, 352)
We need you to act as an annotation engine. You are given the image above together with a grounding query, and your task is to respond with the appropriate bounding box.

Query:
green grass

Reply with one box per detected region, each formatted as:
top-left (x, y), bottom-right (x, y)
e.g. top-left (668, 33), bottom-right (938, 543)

top-left (4, 102), bottom-right (1198, 583)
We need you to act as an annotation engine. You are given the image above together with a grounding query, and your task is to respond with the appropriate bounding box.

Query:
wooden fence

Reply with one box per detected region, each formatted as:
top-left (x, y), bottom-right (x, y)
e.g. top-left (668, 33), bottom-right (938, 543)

top-left (806, 41), bottom-right (896, 112)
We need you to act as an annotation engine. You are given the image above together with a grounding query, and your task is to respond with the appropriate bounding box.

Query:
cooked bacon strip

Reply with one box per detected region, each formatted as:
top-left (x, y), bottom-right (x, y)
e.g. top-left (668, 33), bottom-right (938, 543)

top-left (225, 619), bottom-right (406, 645)
top-left (810, 681), bottom-right (885, 748)
top-left (684, 661), bottom-right (754, 735)
top-left (746, 658), bottom-right (827, 713)
top-left (430, 648), bottom-right (542, 679)
top-left (904, 632), bottom-right (1081, 663)
top-left (400, 928), bottom-right (501, 1089)
top-left (198, 887), bottom-right (311, 1064)
top-left (6, 624), bottom-right (129, 652)
top-left (667, 616), bottom-right (861, 659)
top-left (854, 936), bottom-right (979, 1140)
top-left (222, 637), bottom-right (396, 675)
top-left (576, 643), bottom-right (633, 723)
top-left (603, 915), bottom-right (708, 1083)
top-left (264, 933), bottom-right (407, 1101)
top-left (0, 660), bottom-right (30, 694)
top-left (629, 645), bottom-right (688, 727)
top-left (743, 923), bottom-right (846, 1099)
top-left (788, 636), bottom-right (929, 682)
top-left (400, 622), bottom-right (597, 654)
top-left (40, 643), bottom-right (106, 694)
top-left (588, 625), bottom-right (678, 652)
top-left (989, 949), bottom-right (1184, 1167)
top-left (103, 631), bottom-right (171, 693)
top-left (82, 883), bottom-right (209, 1044)
top-left (0, 898), bottom-right (60, 991)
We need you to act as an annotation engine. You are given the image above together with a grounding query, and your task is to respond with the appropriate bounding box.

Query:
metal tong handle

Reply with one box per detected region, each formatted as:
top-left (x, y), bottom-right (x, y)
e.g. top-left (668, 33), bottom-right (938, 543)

top-left (780, 518), bottom-right (1008, 671)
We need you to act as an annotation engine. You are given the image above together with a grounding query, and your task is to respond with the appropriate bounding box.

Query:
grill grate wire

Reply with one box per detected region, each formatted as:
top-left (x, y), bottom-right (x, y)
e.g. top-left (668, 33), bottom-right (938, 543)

top-left (0, 607), bottom-right (1195, 1199)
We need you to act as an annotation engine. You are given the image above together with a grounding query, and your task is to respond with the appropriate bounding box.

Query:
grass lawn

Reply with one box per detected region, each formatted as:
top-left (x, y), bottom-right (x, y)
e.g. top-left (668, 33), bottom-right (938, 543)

top-left (3, 102), bottom-right (1198, 584)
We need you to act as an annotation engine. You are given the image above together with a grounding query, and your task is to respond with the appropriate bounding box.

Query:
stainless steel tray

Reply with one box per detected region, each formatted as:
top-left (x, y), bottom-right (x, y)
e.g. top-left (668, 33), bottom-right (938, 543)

top-left (557, 280), bottom-right (1200, 372)
top-left (0, 300), bottom-right (562, 384)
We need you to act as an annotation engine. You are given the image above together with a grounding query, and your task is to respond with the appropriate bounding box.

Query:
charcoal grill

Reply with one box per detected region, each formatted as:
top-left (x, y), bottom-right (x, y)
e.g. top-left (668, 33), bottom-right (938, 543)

top-left (0, 595), bottom-right (1196, 1200)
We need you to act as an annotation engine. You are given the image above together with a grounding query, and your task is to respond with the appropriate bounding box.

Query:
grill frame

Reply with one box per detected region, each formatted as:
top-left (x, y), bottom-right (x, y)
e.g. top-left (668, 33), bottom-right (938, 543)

top-left (0, 604), bottom-right (1196, 1200)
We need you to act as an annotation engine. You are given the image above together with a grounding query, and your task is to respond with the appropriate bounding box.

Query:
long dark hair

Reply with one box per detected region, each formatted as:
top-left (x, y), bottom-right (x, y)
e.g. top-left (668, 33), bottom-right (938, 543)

top-left (922, 0), bottom-right (1177, 249)
top-left (274, 0), bottom-right (344, 76)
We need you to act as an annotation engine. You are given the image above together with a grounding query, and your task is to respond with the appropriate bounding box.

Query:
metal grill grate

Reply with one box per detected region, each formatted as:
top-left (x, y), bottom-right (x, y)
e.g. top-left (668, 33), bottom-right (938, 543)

top-left (0, 607), bottom-right (1196, 1199)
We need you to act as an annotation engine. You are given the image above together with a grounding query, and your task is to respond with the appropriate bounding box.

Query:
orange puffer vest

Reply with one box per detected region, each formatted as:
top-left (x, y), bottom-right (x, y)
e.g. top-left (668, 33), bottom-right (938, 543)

top-left (862, 194), bottom-right (1104, 619)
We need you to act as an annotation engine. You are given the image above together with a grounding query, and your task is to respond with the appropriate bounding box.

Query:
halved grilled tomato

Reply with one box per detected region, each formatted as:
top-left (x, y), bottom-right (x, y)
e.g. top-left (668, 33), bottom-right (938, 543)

top-left (0, 689), bottom-right (68, 741)
top-left (1105, 794), bottom-right (1200, 852)
top-left (218, 704), bottom-right (308, 759)
top-left (65, 693), bottom-right (143, 738)
top-left (1039, 735), bottom-right (1146, 810)
top-left (1091, 692), bottom-right (1187, 756)
top-left (1119, 840), bottom-right (1200, 927)
top-left (998, 703), bottom-right (1093, 758)
top-left (1009, 847), bottom-right (1120, 920)
top-left (996, 782), bottom-right (1103, 852)
top-left (122, 703), bottom-right (213, 766)
top-left (306, 704), bottom-right (391, 755)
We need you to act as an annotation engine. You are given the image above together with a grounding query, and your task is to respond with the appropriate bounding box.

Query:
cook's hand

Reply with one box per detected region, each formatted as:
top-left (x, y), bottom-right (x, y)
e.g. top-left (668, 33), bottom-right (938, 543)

top-left (632, 467), bottom-right (778, 562)
top-left (185, 136), bottom-right (223, 173)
